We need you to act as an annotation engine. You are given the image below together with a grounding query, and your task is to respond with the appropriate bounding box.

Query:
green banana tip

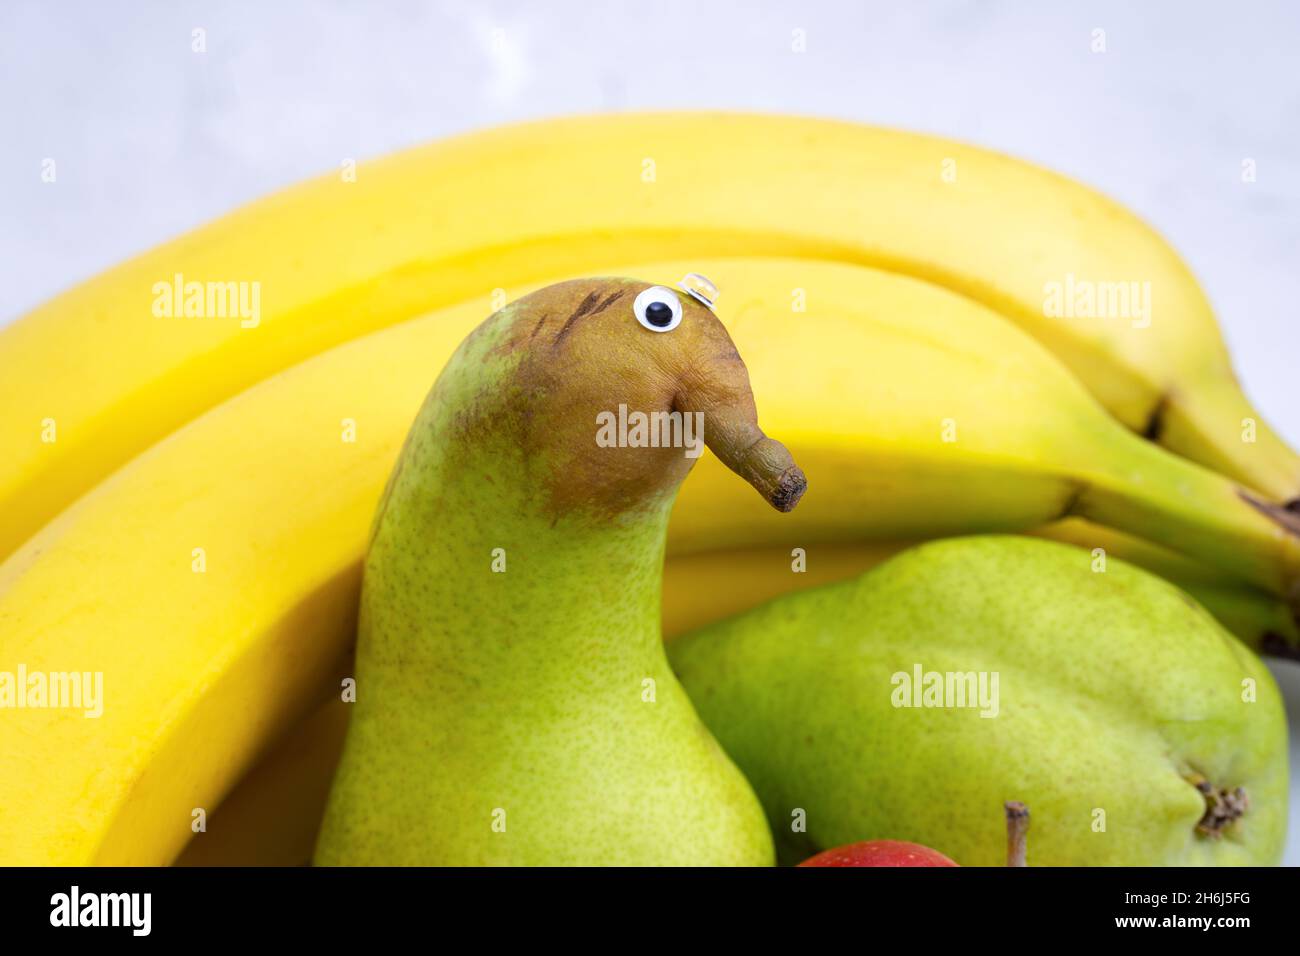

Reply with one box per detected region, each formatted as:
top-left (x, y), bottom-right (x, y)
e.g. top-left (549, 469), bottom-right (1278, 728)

top-left (1260, 632), bottom-right (1300, 663)
top-left (1239, 488), bottom-right (1300, 538)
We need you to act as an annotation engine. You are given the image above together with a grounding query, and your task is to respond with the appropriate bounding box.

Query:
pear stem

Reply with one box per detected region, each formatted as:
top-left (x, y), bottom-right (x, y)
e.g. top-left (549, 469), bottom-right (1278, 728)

top-left (1187, 774), bottom-right (1250, 837)
top-left (1004, 801), bottom-right (1029, 867)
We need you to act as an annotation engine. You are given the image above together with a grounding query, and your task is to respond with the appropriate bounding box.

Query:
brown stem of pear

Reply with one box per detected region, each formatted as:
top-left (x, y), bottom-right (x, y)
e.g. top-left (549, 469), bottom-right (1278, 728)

top-left (1186, 773), bottom-right (1249, 837)
top-left (1004, 801), bottom-right (1029, 867)
top-left (674, 346), bottom-right (807, 514)
top-left (699, 408), bottom-right (806, 513)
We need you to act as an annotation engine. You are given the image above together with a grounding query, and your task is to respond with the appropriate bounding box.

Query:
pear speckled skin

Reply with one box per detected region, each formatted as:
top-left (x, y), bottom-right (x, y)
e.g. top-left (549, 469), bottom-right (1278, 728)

top-left (669, 536), bottom-right (1288, 866)
top-left (314, 277), bottom-right (804, 866)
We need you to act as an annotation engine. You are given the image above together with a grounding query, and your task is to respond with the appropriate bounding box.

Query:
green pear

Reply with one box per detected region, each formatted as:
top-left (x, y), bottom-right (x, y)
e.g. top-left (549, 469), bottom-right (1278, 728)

top-left (669, 536), bottom-right (1288, 866)
top-left (314, 276), bottom-right (805, 865)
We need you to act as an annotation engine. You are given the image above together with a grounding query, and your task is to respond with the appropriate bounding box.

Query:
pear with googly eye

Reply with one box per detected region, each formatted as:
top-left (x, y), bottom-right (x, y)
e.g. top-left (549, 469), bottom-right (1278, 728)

top-left (314, 274), bottom-right (804, 866)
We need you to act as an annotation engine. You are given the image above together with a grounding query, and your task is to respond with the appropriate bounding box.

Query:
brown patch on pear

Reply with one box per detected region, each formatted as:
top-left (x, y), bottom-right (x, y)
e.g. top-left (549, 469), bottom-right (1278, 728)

top-left (481, 277), bottom-right (805, 521)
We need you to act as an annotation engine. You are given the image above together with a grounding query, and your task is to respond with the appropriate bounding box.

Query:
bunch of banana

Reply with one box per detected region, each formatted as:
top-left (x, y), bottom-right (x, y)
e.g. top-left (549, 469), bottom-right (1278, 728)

top-left (1, 115), bottom-right (1297, 866)
top-left (2, 113), bottom-right (1297, 562)
top-left (2, 254), bottom-right (1297, 865)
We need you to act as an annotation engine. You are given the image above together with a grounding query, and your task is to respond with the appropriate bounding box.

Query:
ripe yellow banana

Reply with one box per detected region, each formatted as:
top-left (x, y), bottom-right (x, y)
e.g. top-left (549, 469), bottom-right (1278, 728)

top-left (1031, 519), bottom-right (1300, 658)
top-left (174, 694), bottom-right (350, 868)
top-left (178, 524), bottom-right (1299, 867)
top-left (3, 257), bottom-right (1297, 866)
top-left (665, 525), bottom-right (1300, 656)
top-left (2, 113), bottom-right (1296, 562)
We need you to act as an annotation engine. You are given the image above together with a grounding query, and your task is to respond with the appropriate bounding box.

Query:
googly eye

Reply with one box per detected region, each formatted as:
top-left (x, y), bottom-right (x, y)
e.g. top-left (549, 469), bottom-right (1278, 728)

top-left (632, 286), bottom-right (683, 332)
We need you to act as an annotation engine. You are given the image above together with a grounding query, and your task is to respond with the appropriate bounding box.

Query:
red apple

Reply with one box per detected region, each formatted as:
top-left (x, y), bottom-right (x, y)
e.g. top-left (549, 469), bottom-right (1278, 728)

top-left (797, 839), bottom-right (958, 867)
top-left (797, 802), bottom-right (1030, 868)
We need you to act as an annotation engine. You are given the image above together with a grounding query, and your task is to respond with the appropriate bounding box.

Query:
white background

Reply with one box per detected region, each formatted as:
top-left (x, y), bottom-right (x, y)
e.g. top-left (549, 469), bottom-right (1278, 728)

top-left (2, 0), bottom-right (1298, 866)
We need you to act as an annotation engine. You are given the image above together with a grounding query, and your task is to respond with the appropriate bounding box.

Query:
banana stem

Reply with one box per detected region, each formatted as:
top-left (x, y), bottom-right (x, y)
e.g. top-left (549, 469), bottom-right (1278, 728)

top-left (1160, 379), bottom-right (1300, 505)
top-left (1082, 431), bottom-right (1300, 606)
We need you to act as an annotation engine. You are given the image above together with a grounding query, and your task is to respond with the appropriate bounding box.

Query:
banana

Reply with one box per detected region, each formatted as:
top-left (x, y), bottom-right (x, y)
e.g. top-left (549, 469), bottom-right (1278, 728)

top-left (3, 256), bottom-right (1298, 866)
top-left (1032, 519), bottom-right (1300, 658)
top-left (3, 113), bottom-right (1296, 562)
top-left (174, 694), bottom-right (350, 868)
top-left (665, 526), bottom-right (1300, 656)
top-left (179, 524), bottom-right (1300, 867)
top-left (0, 302), bottom-right (476, 866)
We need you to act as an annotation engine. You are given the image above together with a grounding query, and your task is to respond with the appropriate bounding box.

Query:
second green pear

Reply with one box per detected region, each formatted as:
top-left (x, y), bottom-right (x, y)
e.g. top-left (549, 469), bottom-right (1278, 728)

top-left (669, 536), bottom-right (1288, 865)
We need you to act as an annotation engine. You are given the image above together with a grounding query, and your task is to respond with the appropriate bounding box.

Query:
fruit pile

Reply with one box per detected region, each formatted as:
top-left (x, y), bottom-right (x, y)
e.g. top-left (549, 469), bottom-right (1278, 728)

top-left (0, 113), bottom-right (1293, 866)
